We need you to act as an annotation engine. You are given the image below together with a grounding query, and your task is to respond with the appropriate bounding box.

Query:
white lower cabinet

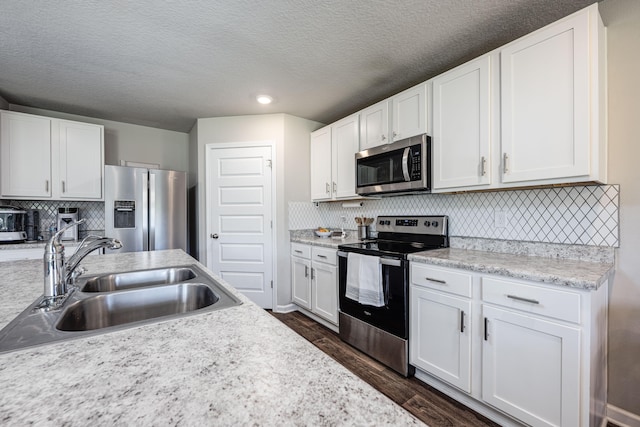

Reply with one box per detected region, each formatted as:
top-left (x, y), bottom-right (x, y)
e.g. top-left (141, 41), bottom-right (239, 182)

top-left (291, 243), bottom-right (338, 328)
top-left (482, 305), bottom-right (580, 427)
top-left (410, 286), bottom-right (472, 393)
top-left (409, 262), bottom-right (608, 427)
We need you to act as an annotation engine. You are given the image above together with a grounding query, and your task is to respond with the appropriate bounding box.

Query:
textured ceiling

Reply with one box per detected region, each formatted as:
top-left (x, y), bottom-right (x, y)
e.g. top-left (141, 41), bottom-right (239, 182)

top-left (0, 0), bottom-right (597, 133)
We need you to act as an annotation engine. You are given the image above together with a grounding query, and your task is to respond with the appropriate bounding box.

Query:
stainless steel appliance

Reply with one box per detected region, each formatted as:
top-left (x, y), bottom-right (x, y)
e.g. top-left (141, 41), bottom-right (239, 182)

top-left (337, 215), bottom-right (449, 377)
top-left (105, 165), bottom-right (187, 253)
top-left (0, 206), bottom-right (27, 242)
top-left (57, 207), bottom-right (79, 241)
top-left (355, 134), bottom-right (431, 196)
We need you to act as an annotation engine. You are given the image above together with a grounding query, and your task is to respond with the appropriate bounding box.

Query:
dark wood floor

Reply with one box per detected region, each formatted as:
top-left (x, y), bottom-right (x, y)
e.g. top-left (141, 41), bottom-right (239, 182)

top-left (269, 310), bottom-right (499, 427)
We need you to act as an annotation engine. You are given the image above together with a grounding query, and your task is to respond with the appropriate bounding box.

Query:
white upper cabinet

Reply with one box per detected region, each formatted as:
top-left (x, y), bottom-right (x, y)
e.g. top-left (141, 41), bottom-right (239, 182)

top-left (359, 100), bottom-right (390, 151)
top-left (500, 4), bottom-right (606, 186)
top-left (310, 114), bottom-right (360, 201)
top-left (0, 110), bottom-right (104, 200)
top-left (391, 82), bottom-right (428, 142)
top-left (58, 120), bottom-right (104, 199)
top-left (331, 114), bottom-right (360, 199)
top-left (432, 55), bottom-right (492, 191)
top-left (310, 126), bottom-right (333, 201)
top-left (0, 112), bottom-right (52, 198)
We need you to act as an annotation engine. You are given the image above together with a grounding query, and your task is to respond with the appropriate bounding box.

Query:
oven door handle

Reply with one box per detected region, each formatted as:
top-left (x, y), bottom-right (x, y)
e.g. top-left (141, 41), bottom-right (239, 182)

top-left (337, 251), bottom-right (402, 267)
top-left (380, 257), bottom-right (402, 267)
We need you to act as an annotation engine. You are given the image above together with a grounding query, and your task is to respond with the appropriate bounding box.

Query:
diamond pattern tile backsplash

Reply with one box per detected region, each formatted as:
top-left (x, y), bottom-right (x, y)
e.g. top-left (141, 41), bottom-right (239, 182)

top-left (2, 200), bottom-right (105, 239)
top-left (289, 185), bottom-right (620, 247)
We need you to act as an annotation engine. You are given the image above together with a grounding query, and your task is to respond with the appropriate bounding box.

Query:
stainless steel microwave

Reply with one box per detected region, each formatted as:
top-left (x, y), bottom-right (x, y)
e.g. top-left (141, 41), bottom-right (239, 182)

top-left (355, 134), bottom-right (431, 196)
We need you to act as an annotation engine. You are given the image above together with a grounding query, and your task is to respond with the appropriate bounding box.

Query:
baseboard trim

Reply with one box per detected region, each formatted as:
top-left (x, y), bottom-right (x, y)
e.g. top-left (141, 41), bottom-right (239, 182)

top-left (273, 303), bottom-right (297, 313)
top-left (608, 404), bottom-right (640, 427)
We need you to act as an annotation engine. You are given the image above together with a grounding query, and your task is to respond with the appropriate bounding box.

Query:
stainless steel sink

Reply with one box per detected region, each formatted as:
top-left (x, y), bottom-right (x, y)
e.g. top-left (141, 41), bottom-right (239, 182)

top-left (0, 264), bottom-right (241, 353)
top-left (58, 283), bottom-right (218, 331)
top-left (81, 267), bottom-right (197, 292)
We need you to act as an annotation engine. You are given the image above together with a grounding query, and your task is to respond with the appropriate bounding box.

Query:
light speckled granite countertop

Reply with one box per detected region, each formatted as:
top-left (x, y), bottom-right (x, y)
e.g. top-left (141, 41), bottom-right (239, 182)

top-left (290, 230), bottom-right (362, 249)
top-left (0, 250), bottom-right (422, 426)
top-left (409, 248), bottom-right (613, 290)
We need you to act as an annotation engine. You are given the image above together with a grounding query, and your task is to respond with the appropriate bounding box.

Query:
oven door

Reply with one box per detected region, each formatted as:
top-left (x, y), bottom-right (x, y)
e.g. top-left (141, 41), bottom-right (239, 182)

top-left (338, 251), bottom-right (409, 339)
top-left (355, 134), bottom-right (430, 196)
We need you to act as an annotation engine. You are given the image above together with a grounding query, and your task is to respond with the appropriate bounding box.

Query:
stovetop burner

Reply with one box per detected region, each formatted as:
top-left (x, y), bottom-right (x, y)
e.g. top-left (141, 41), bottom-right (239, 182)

top-left (338, 215), bottom-right (449, 259)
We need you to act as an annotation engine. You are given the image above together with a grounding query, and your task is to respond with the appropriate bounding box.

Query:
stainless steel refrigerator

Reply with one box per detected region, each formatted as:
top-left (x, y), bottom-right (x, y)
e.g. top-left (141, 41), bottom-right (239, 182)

top-left (105, 165), bottom-right (187, 253)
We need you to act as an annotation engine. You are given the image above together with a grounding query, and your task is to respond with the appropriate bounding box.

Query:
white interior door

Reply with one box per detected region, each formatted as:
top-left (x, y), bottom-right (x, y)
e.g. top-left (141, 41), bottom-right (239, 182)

top-left (206, 144), bottom-right (274, 308)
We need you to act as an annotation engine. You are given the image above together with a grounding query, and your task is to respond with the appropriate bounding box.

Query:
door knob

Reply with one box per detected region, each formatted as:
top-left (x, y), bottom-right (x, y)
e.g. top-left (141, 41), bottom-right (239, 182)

top-left (210, 233), bottom-right (219, 239)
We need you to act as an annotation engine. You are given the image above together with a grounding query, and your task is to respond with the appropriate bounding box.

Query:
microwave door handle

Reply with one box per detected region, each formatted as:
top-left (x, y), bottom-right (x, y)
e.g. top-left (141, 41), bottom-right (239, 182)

top-left (402, 147), bottom-right (411, 181)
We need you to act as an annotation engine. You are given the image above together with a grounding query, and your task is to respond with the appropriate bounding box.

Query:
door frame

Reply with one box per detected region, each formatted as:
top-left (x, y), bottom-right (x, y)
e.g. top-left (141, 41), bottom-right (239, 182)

top-left (204, 140), bottom-right (277, 309)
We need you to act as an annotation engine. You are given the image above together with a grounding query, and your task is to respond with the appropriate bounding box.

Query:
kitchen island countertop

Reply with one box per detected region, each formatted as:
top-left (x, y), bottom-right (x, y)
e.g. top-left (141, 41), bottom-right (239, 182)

top-left (0, 250), bottom-right (422, 426)
top-left (409, 247), bottom-right (613, 290)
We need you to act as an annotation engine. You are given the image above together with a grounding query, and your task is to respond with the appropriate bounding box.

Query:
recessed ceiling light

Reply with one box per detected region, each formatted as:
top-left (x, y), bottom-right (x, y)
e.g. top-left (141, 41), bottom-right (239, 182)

top-left (256, 95), bottom-right (273, 105)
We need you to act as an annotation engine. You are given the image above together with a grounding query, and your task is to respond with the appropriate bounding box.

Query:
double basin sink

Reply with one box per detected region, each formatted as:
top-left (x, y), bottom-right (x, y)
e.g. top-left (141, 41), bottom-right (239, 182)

top-left (0, 264), bottom-right (242, 353)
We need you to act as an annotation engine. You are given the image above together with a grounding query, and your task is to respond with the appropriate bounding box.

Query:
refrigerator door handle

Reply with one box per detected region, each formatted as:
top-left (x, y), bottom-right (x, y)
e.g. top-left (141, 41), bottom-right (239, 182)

top-left (142, 172), bottom-right (149, 251)
top-left (149, 172), bottom-right (156, 251)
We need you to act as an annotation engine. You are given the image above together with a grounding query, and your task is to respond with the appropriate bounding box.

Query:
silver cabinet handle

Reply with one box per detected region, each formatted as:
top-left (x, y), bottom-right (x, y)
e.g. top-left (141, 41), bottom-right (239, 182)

top-left (210, 233), bottom-right (219, 239)
top-left (506, 294), bottom-right (540, 305)
top-left (503, 153), bottom-right (509, 174)
top-left (425, 277), bottom-right (446, 284)
top-left (381, 134), bottom-right (386, 141)
top-left (310, 268), bottom-right (315, 280)
top-left (460, 310), bottom-right (465, 333)
top-left (481, 156), bottom-right (487, 176)
top-left (304, 265), bottom-right (309, 278)
top-left (325, 182), bottom-right (330, 194)
top-left (316, 254), bottom-right (327, 259)
top-left (294, 250), bottom-right (303, 254)
top-left (332, 182), bottom-right (337, 192)
top-left (62, 180), bottom-right (66, 193)
top-left (484, 317), bottom-right (489, 341)
top-left (393, 131), bottom-right (398, 140)
top-left (45, 180), bottom-right (49, 192)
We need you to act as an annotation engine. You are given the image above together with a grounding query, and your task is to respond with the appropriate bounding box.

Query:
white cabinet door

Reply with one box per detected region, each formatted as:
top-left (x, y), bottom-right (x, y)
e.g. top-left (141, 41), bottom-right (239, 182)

top-left (359, 100), bottom-right (390, 150)
top-left (331, 113), bottom-right (359, 199)
top-left (391, 83), bottom-right (427, 141)
top-left (291, 255), bottom-right (312, 310)
top-left (482, 305), bottom-right (580, 427)
top-left (433, 55), bottom-right (491, 190)
top-left (501, 11), bottom-right (590, 183)
top-left (0, 111), bottom-right (52, 198)
top-left (410, 286), bottom-right (472, 393)
top-left (312, 260), bottom-right (338, 324)
top-left (310, 126), bottom-right (332, 201)
top-left (58, 120), bottom-right (104, 199)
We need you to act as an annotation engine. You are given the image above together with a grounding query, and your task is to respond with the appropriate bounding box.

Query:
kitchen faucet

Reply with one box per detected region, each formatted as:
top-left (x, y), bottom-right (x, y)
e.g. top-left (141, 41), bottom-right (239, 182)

top-left (42, 219), bottom-right (122, 308)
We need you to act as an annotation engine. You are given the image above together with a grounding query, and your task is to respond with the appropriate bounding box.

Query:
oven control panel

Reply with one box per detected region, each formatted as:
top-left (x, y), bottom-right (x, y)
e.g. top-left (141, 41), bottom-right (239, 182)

top-left (377, 215), bottom-right (448, 235)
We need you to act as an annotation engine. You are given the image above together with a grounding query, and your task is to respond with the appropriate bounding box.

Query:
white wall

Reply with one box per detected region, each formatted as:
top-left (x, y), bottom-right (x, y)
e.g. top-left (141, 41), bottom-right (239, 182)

top-left (8, 105), bottom-right (189, 172)
top-left (600, 0), bottom-right (640, 420)
top-left (192, 114), bottom-right (322, 307)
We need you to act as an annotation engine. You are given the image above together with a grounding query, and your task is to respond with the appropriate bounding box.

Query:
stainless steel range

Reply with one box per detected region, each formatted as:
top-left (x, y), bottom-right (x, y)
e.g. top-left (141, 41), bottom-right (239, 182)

top-left (337, 215), bottom-right (449, 377)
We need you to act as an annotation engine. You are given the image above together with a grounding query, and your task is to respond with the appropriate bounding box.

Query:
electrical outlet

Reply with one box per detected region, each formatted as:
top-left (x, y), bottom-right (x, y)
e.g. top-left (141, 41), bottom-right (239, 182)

top-left (494, 210), bottom-right (507, 228)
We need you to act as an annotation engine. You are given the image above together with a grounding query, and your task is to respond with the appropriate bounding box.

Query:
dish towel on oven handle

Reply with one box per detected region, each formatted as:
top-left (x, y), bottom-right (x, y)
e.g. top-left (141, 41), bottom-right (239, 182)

top-left (345, 252), bottom-right (384, 307)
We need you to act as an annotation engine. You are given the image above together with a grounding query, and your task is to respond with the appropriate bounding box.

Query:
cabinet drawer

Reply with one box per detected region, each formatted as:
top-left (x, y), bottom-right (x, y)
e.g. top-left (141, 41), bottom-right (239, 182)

top-left (411, 263), bottom-right (472, 298)
top-left (312, 246), bottom-right (337, 266)
top-left (291, 243), bottom-right (311, 259)
top-left (482, 277), bottom-right (581, 324)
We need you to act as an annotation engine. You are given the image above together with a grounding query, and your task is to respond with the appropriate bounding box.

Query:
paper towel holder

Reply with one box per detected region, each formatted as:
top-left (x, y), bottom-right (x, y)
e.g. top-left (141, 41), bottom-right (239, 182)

top-left (341, 201), bottom-right (363, 208)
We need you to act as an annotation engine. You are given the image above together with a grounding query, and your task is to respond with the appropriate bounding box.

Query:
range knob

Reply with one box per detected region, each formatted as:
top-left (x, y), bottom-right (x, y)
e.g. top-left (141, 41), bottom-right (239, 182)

top-left (432, 221), bottom-right (439, 227)
top-left (424, 221), bottom-right (431, 227)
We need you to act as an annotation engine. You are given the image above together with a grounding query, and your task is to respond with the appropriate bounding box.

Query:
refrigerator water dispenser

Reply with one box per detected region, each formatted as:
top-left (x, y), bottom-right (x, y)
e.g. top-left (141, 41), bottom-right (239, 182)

top-left (114, 201), bottom-right (136, 228)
